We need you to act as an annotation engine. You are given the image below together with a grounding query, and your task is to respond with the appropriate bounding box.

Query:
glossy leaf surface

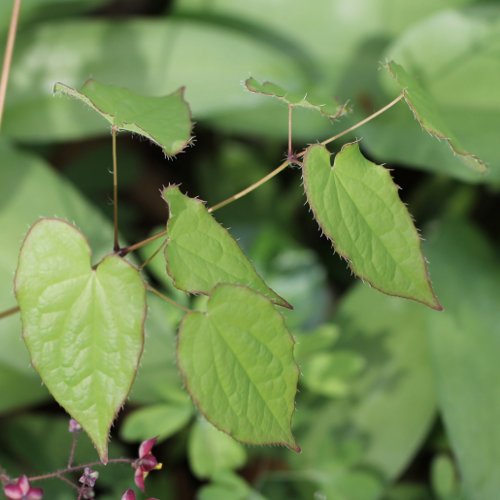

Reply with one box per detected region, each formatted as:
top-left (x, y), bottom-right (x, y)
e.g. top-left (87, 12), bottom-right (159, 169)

top-left (54, 80), bottom-right (192, 156)
top-left (177, 284), bottom-right (299, 450)
top-left (15, 219), bottom-right (145, 462)
top-left (163, 186), bottom-right (290, 308)
top-left (303, 142), bottom-right (440, 309)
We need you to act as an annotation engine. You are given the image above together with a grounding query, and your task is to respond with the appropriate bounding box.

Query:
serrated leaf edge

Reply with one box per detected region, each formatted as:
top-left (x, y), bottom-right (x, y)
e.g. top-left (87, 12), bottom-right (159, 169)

top-left (302, 143), bottom-right (443, 311)
top-left (13, 217), bottom-right (147, 463)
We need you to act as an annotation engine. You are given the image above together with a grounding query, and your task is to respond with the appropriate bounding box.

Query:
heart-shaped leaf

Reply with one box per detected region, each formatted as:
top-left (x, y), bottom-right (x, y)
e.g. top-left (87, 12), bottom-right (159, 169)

top-left (163, 186), bottom-right (291, 308)
top-left (385, 61), bottom-right (486, 173)
top-left (54, 80), bottom-right (192, 156)
top-left (14, 218), bottom-right (146, 462)
top-left (303, 142), bottom-right (441, 310)
top-left (245, 77), bottom-right (348, 119)
top-left (177, 284), bottom-right (299, 451)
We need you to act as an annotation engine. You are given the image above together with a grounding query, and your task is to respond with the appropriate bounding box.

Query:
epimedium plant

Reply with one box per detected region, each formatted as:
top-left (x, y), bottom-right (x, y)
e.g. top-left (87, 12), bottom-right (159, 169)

top-left (0, 9), bottom-right (487, 494)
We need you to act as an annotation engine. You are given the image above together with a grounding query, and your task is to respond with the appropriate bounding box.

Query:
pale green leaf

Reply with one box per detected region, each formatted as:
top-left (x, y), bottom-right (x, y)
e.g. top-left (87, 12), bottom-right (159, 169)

top-left (425, 220), bottom-right (500, 500)
top-left (245, 77), bottom-right (348, 119)
top-left (431, 454), bottom-right (459, 499)
top-left (162, 186), bottom-right (290, 308)
top-left (303, 142), bottom-right (441, 310)
top-left (385, 61), bottom-right (486, 173)
top-left (177, 284), bottom-right (299, 450)
top-left (15, 218), bottom-right (146, 462)
top-left (121, 402), bottom-right (193, 443)
top-left (54, 80), bottom-right (192, 156)
top-left (188, 417), bottom-right (247, 479)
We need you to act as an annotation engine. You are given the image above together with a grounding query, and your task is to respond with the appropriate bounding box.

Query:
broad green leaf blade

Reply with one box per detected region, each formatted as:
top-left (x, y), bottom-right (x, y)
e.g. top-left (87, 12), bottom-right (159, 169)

top-left (425, 220), bottom-right (500, 500)
top-left (15, 218), bottom-right (146, 462)
top-left (188, 417), bottom-right (247, 479)
top-left (245, 77), bottom-right (348, 119)
top-left (54, 80), bottom-right (192, 156)
top-left (121, 402), bottom-right (193, 443)
top-left (385, 61), bottom-right (486, 173)
top-left (162, 186), bottom-right (291, 308)
top-left (177, 284), bottom-right (299, 451)
top-left (303, 142), bottom-right (441, 310)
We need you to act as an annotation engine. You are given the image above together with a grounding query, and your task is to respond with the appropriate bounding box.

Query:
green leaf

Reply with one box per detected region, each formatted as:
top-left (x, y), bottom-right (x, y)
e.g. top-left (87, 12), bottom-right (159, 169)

top-left (198, 471), bottom-right (267, 500)
top-left (425, 220), bottom-right (500, 500)
top-left (303, 142), bottom-right (441, 310)
top-left (188, 417), bottom-right (247, 479)
top-left (245, 77), bottom-right (348, 119)
top-left (162, 186), bottom-right (291, 308)
top-left (385, 61), bottom-right (486, 173)
top-left (121, 402), bottom-right (193, 443)
top-left (177, 284), bottom-right (299, 450)
top-left (15, 218), bottom-right (146, 462)
top-left (431, 454), bottom-right (459, 499)
top-left (54, 80), bottom-right (192, 156)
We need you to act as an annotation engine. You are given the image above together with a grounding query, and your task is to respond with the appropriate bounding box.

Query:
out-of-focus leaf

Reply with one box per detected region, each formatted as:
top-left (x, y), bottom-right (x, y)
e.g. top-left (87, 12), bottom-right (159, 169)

top-left (431, 454), bottom-right (459, 499)
top-left (425, 220), bottom-right (500, 500)
top-left (54, 81), bottom-right (192, 156)
top-left (178, 284), bottom-right (299, 450)
top-left (198, 471), bottom-right (267, 500)
top-left (188, 418), bottom-right (247, 479)
top-left (0, 140), bottom-right (112, 413)
top-left (303, 142), bottom-right (441, 309)
top-left (121, 402), bottom-right (193, 443)
top-left (4, 19), bottom-right (303, 142)
top-left (385, 61), bottom-right (486, 173)
top-left (335, 283), bottom-right (437, 480)
top-left (15, 219), bottom-right (145, 462)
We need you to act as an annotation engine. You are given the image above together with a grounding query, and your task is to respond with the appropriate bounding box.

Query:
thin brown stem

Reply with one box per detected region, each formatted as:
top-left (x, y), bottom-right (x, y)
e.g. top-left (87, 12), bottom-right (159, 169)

top-left (146, 283), bottom-right (191, 313)
top-left (0, 0), bottom-right (22, 131)
top-left (112, 127), bottom-right (119, 252)
top-left (67, 432), bottom-right (79, 468)
top-left (287, 104), bottom-right (293, 159)
top-left (208, 93), bottom-right (404, 213)
top-left (119, 229), bottom-right (167, 257)
top-left (29, 458), bottom-right (132, 482)
top-left (139, 239), bottom-right (167, 271)
top-left (319, 93), bottom-right (404, 148)
top-left (0, 305), bottom-right (20, 320)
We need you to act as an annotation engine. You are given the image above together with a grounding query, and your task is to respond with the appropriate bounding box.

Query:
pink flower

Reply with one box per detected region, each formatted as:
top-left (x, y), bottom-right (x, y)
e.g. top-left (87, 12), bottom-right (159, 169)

top-left (121, 489), bottom-right (159, 500)
top-left (3, 475), bottom-right (43, 500)
top-left (132, 438), bottom-right (162, 491)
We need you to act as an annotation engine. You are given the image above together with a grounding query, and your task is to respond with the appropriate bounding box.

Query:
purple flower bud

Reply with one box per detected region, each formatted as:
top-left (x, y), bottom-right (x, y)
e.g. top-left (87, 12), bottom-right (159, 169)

top-left (68, 419), bottom-right (82, 433)
top-left (79, 467), bottom-right (99, 488)
top-left (3, 475), bottom-right (43, 500)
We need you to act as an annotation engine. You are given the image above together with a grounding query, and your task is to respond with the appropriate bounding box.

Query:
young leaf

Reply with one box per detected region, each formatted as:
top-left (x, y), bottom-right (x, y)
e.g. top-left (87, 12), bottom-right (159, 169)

top-left (303, 142), bottom-right (441, 310)
top-left (177, 284), bottom-right (299, 451)
top-left (162, 186), bottom-right (291, 308)
top-left (54, 80), bottom-right (192, 156)
top-left (15, 218), bottom-right (146, 463)
top-left (245, 77), bottom-right (348, 119)
top-left (385, 61), bottom-right (486, 173)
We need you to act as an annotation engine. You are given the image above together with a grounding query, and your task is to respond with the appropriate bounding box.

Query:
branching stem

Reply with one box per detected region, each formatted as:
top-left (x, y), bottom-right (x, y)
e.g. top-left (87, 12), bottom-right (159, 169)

top-left (119, 229), bottom-right (167, 257)
top-left (146, 283), bottom-right (191, 313)
top-left (0, 0), bottom-right (22, 130)
top-left (139, 239), bottom-right (167, 271)
top-left (0, 305), bottom-right (20, 320)
top-left (29, 458), bottom-right (132, 482)
top-left (208, 93), bottom-right (404, 213)
top-left (112, 127), bottom-right (120, 252)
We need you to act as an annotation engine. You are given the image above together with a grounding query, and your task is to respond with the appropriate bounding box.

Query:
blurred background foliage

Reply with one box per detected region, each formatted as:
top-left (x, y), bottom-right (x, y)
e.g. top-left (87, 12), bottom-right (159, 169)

top-left (1, 0), bottom-right (500, 499)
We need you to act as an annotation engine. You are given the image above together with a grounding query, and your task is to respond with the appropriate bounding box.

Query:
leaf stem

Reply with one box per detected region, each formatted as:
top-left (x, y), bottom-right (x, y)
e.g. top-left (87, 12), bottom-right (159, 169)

top-left (112, 126), bottom-right (120, 252)
top-left (208, 93), bottom-right (404, 213)
top-left (0, 305), bottom-right (20, 320)
top-left (67, 432), bottom-right (79, 468)
top-left (0, 0), bottom-right (22, 131)
top-left (287, 104), bottom-right (293, 159)
top-left (119, 229), bottom-right (167, 257)
top-left (139, 239), bottom-right (167, 271)
top-left (29, 458), bottom-right (132, 482)
top-left (146, 283), bottom-right (191, 313)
